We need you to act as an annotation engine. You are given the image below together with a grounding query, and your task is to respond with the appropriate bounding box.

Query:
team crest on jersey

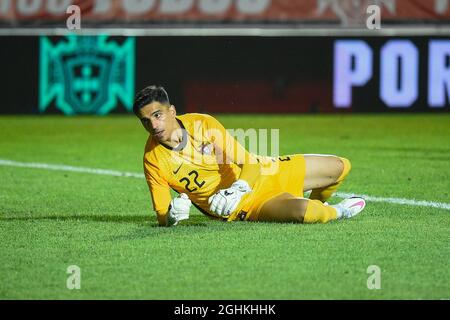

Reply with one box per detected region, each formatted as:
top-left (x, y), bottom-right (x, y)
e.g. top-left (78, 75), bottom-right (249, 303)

top-left (39, 35), bottom-right (135, 115)
top-left (197, 142), bottom-right (213, 155)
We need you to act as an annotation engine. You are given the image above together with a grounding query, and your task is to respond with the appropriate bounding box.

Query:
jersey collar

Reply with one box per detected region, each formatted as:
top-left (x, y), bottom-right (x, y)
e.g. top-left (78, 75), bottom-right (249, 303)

top-left (159, 118), bottom-right (188, 152)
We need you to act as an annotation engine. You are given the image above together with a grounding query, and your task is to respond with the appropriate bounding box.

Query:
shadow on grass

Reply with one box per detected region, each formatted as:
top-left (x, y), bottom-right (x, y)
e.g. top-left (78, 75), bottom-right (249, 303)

top-left (0, 211), bottom-right (223, 241)
top-left (0, 213), bottom-right (211, 227)
top-left (112, 224), bottom-right (212, 241)
top-left (0, 210), bottom-right (292, 241)
top-left (0, 214), bottom-right (150, 224)
top-left (107, 215), bottom-right (223, 240)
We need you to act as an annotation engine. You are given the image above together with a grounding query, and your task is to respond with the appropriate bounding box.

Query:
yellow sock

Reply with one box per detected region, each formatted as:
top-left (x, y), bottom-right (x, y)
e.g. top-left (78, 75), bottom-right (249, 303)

top-left (309, 157), bottom-right (351, 202)
top-left (303, 199), bottom-right (338, 223)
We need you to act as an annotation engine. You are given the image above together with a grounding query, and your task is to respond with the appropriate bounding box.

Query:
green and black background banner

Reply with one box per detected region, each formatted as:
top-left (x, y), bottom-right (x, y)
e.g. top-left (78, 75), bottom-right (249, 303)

top-left (0, 0), bottom-right (449, 114)
top-left (1, 35), bottom-right (449, 114)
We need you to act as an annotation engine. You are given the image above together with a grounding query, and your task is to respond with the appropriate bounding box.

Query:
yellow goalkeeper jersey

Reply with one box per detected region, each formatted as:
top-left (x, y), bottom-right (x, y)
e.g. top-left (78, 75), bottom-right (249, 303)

top-left (143, 113), bottom-right (257, 224)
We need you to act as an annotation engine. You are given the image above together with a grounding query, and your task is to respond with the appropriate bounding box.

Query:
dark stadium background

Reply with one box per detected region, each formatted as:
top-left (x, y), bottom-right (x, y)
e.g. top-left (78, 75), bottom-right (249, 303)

top-left (1, 36), bottom-right (448, 114)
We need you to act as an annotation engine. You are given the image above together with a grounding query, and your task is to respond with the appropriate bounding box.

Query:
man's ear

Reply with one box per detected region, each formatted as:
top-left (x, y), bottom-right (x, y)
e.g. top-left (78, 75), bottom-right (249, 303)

top-left (169, 104), bottom-right (177, 116)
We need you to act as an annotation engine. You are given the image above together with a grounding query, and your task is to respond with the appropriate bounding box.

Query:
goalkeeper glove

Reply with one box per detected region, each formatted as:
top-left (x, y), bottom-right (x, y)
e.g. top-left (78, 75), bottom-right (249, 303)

top-left (167, 193), bottom-right (191, 226)
top-left (208, 179), bottom-right (252, 217)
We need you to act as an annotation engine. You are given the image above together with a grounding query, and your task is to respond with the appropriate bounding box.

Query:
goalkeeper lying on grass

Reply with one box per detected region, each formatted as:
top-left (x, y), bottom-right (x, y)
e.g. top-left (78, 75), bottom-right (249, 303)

top-left (134, 85), bottom-right (366, 227)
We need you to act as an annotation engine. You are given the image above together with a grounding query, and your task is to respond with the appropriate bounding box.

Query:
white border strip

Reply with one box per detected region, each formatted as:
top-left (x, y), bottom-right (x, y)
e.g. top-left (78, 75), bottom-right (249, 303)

top-left (1, 26), bottom-right (450, 37)
top-left (1, 158), bottom-right (449, 211)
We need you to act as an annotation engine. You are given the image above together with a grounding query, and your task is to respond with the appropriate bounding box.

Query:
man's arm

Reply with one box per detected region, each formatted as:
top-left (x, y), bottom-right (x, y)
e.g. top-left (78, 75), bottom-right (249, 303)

top-left (144, 158), bottom-right (191, 227)
top-left (147, 175), bottom-right (192, 227)
top-left (146, 172), bottom-right (172, 226)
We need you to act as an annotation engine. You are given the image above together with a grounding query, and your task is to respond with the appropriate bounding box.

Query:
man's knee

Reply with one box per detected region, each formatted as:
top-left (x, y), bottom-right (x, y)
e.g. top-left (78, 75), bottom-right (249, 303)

top-left (304, 155), bottom-right (348, 190)
top-left (336, 157), bottom-right (352, 182)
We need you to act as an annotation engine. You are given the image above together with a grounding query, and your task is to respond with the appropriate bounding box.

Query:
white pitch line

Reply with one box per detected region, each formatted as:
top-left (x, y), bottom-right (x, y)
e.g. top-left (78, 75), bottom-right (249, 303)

top-left (1, 158), bottom-right (449, 211)
top-left (0, 159), bottom-right (144, 179)
top-left (335, 192), bottom-right (450, 210)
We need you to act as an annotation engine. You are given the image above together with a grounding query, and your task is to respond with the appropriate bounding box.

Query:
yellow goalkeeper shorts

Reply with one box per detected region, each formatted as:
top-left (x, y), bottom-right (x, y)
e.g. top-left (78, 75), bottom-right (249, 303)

top-left (228, 154), bottom-right (306, 222)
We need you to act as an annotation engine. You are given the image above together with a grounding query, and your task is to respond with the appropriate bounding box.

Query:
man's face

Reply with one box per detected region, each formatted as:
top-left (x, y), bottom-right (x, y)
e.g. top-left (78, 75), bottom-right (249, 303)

top-left (137, 101), bottom-right (177, 142)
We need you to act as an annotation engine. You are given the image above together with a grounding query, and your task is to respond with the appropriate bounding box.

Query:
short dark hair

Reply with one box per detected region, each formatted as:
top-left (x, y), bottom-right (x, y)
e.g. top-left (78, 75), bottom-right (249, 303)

top-left (133, 85), bottom-right (170, 115)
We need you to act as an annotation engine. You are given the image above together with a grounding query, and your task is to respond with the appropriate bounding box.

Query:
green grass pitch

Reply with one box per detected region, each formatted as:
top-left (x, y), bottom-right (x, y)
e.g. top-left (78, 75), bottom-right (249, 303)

top-left (0, 114), bottom-right (449, 299)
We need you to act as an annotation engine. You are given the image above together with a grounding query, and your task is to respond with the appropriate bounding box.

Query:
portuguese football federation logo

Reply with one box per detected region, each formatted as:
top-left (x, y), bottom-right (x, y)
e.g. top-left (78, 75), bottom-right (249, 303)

top-left (39, 35), bottom-right (135, 115)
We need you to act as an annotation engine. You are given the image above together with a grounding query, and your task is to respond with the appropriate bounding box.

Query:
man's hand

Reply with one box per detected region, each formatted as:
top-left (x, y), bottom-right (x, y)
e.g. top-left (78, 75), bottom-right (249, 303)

top-left (208, 180), bottom-right (252, 217)
top-left (167, 193), bottom-right (191, 226)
